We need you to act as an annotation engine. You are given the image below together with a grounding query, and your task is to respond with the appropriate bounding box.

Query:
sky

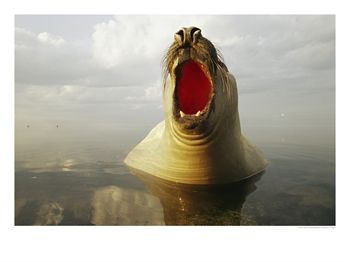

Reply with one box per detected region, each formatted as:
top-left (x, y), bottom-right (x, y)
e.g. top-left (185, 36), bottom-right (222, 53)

top-left (15, 15), bottom-right (335, 135)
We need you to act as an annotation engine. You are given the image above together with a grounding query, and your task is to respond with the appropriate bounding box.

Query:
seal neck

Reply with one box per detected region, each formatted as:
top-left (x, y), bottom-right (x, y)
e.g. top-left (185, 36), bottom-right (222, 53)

top-left (166, 110), bottom-right (240, 149)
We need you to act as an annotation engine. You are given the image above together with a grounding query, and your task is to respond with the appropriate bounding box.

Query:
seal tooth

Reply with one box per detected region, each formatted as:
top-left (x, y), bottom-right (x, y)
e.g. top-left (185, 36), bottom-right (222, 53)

top-left (180, 111), bottom-right (185, 117)
top-left (195, 110), bottom-right (201, 116)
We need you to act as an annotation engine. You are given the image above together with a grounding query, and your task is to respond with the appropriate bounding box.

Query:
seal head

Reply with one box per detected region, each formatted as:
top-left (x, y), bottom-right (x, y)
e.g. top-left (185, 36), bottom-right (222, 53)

top-left (125, 27), bottom-right (268, 184)
top-left (163, 26), bottom-right (228, 133)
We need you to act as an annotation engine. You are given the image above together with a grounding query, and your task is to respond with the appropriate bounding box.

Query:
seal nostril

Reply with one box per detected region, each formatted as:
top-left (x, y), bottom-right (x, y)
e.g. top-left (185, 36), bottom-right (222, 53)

top-left (190, 27), bottom-right (199, 38)
top-left (175, 29), bottom-right (185, 44)
top-left (190, 27), bottom-right (201, 43)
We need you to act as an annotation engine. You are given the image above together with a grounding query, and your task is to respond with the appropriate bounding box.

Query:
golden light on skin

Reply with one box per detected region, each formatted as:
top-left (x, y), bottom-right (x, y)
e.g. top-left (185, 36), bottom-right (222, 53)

top-left (124, 27), bottom-right (267, 184)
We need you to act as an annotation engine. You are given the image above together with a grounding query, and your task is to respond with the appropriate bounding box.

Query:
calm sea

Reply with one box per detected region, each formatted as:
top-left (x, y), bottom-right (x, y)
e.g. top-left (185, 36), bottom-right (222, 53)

top-left (15, 123), bottom-right (335, 225)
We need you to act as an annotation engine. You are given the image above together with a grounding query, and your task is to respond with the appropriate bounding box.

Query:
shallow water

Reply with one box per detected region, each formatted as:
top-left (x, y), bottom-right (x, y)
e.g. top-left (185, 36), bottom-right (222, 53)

top-left (15, 124), bottom-right (335, 225)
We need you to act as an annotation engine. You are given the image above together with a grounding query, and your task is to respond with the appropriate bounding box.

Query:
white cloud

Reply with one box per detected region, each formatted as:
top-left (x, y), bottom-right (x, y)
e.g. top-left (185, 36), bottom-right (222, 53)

top-left (124, 80), bottom-right (162, 102)
top-left (91, 15), bottom-right (214, 68)
top-left (213, 36), bottom-right (245, 47)
top-left (15, 15), bottom-right (335, 128)
top-left (37, 32), bottom-right (65, 46)
top-left (15, 27), bottom-right (38, 49)
top-left (17, 16), bottom-right (335, 91)
top-left (144, 85), bottom-right (161, 100)
top-left (15, 27), bottom-right (65, 49)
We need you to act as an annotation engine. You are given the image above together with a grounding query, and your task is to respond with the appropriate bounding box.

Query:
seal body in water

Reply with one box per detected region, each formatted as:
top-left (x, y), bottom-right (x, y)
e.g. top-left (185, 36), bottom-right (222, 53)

top-left (124, 26), bottom-right (268, 184)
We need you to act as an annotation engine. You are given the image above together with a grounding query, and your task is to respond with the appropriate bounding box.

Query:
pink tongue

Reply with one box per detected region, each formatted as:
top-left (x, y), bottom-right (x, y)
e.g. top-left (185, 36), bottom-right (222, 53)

top-left (176, 60), bottom-right (211, 115)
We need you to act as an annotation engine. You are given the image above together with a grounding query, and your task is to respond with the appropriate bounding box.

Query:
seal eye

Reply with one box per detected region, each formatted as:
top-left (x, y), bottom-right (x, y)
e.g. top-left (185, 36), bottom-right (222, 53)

top-left (176, 60), bottom-right (211, 115)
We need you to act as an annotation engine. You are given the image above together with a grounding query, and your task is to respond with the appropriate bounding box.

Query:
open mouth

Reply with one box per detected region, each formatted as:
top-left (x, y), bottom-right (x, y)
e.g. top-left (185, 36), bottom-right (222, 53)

top-left (174, 60), bottom-right (213, 119)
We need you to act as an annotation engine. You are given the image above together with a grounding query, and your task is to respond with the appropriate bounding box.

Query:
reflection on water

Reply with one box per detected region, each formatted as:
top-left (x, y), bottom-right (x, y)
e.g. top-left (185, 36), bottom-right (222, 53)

top-left (15, 125), bottom-right (335, 225)
top-left (132, 169), bottom-right (263, 225)
top-left (91, 186), bottom-right (164, 225)
top-left (35, 202), bottom-right (64, 225)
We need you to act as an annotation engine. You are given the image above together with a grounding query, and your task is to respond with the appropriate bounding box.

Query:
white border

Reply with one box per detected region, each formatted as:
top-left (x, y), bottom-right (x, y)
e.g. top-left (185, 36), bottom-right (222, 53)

top-left (1, 1), bottom-right (349, 262)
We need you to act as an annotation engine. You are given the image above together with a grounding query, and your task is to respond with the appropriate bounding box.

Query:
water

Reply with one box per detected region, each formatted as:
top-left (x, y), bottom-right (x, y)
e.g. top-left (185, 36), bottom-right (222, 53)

top-left (15, 123), bottom-right (335, 225)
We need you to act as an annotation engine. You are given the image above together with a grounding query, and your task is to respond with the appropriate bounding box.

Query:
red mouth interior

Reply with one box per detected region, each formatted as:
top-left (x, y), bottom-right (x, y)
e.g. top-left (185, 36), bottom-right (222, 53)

top-left (176, 60), bottom-right (211, 115)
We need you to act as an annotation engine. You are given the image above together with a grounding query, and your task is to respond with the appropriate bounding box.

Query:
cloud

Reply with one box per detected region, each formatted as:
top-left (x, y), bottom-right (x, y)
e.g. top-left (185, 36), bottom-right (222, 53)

top-left (15, 27), bottom-right (65, 49)
top-left (91, 15), bottom-right (213, 69)
top-left (15, 26), bottom-right (94, 87)
top-left (15, 27), bottom-right (37, 50)
top-left (124, 80), bottom-right (162, 102)
top-left (16, 15), bottom-right (335, 91)
top-left (15, 15), bottom-right (335, 128)
top-left (37, 32), bottom-right (65, 46)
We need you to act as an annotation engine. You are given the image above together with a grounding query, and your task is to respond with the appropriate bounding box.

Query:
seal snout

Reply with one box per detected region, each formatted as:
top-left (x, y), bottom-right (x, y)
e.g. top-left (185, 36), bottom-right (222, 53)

top-left (174, 27), bottom-right (202, 46)
top-left (166, 26), bottom-right (221, 129)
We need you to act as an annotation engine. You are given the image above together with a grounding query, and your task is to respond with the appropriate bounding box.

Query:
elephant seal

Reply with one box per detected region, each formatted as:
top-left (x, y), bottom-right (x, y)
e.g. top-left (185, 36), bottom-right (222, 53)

top-left (124, 26), bottom-right (267, 184)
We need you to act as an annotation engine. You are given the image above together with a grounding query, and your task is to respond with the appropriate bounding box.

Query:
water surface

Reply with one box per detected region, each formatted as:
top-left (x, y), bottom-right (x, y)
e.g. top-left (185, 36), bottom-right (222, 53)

top-left (15, 123), bottom-right (335, 225)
